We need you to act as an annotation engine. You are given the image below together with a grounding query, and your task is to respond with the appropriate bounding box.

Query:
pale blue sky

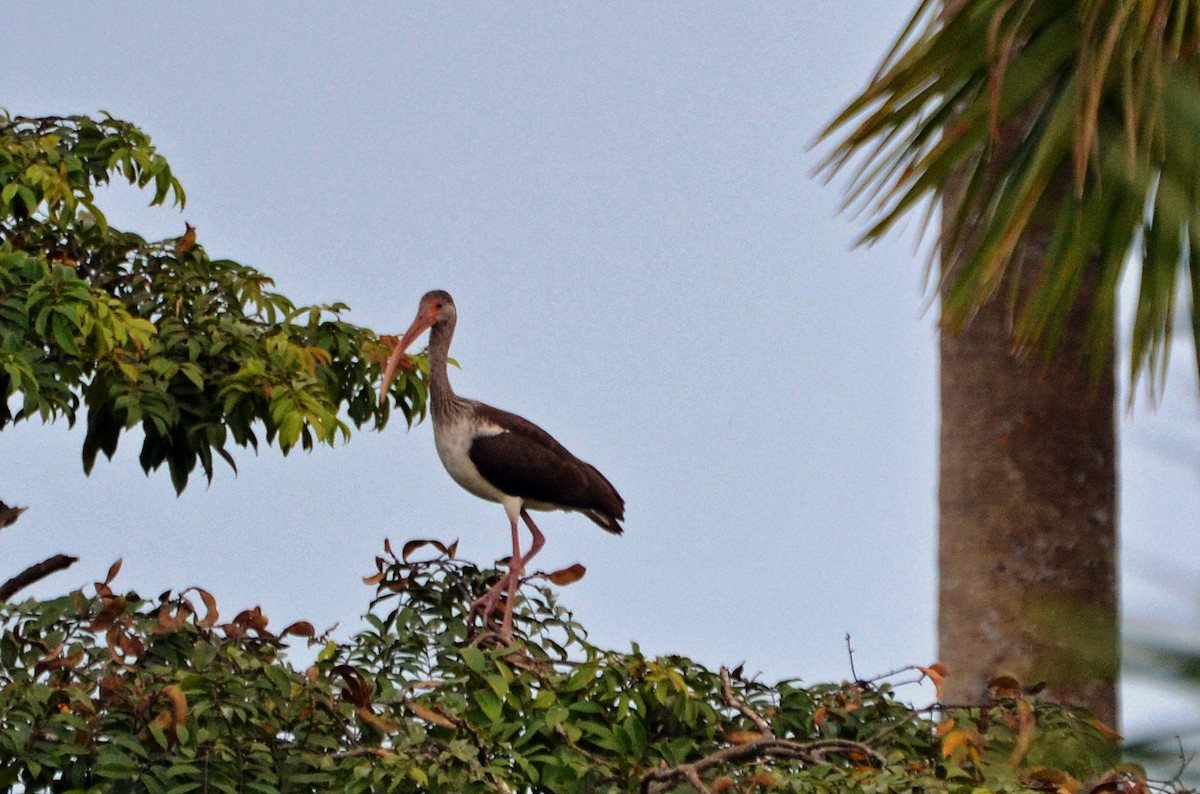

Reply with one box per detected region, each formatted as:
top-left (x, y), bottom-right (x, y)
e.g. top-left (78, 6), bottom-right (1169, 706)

top-left (3, 3), bottom-right (1197, 743)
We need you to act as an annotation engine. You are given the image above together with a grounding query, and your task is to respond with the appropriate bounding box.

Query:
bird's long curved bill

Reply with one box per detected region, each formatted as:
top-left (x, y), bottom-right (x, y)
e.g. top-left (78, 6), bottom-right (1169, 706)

top-left (379, 313), bottom-right (434, 405)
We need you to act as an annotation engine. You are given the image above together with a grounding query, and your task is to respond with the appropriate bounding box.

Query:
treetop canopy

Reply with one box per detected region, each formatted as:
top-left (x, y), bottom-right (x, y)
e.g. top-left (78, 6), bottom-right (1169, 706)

top-left (0, 112), bottom-right (427, 493)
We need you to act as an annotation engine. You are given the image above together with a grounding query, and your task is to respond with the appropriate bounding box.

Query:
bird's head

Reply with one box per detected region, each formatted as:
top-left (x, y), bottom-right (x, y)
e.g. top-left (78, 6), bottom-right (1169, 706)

top-left (379, 290), bottom-right (456, 404)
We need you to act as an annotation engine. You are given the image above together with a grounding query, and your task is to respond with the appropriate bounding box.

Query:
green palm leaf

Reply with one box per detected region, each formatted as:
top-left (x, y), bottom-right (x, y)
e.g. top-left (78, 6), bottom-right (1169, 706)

top-left (818, 0), bottom-right (1200, 398)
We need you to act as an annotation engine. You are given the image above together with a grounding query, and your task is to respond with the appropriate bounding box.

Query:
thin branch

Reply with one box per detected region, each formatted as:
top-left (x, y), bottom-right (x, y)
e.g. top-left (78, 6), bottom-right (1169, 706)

top-left (0, 554), bottom-right (78, 602)
top-left (721, 666), bottom-right (772, 737)
top-left (639, 738), bottom-right (885, 794)
top-left (642, 665), bottom-right (886, 793)
top-left (845, 633), bottom-right (859, 681)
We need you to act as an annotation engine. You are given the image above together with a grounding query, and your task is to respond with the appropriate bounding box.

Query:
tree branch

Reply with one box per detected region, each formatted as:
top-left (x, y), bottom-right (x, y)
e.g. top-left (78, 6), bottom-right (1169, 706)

top-left (721, 666), bottom-right (772, 737)
top-left (640, 666), bottom-right (886, 793)
top-left (0, 500), bottom-right (28, 532)
top-left (639, 737), bottom-right (885, 794)
top-left (0, 554), bottom-right (78, 602)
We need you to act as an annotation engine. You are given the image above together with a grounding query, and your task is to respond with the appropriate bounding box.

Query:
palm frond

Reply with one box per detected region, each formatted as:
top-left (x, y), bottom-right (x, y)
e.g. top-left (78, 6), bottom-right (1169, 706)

top-left (817, 0), bottom-right (1200, 399)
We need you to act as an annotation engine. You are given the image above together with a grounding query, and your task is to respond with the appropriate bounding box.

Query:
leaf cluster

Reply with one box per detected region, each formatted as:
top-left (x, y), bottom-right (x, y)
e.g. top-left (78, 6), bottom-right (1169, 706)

top-left (0, 112), bottom-right (426, 492)
top-left (0, 544), bottom-right (1149, 793)
top-left (818, 1), bottom-right (1200, 397)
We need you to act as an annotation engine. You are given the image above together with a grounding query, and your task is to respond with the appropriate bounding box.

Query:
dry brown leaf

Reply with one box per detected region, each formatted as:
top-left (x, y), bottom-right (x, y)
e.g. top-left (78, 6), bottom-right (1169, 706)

top-left (35, 647), bottom-right (84, 675)
top-left (193, 588), bottom-right (219, 628)
top-left (333, 665), bottom-right (373, 708)
top-left (154, 603), bottom-right (191, 634)
top-left (724, 730), bottom-right (762, 745)
top-left (232, 606), bottom-right (269, 633)
top-left (749, 770), bottom-right (775, 788)
top-left (162, 684), bottom-right (188, 726)
top-left (103, 558), bottom-right (123, 586)
top-left (918, 663), bottom-right (947, 701)
top-left (402, 539), bottom-right (434, 561)
top-left (174, 222), bottom-right (196, 255)
top-left (355, 705), bottom-right (401, 733)
top-left (362, 571), bottom-right (386, 586)
top-left (406, 700), bottom-right (458, 730)
top-left (281, 621), bottom-right (316, 639)
top-left (90, 595), bottom-right (127, 631)
top-left (547, 563), bottom-right (587, 586)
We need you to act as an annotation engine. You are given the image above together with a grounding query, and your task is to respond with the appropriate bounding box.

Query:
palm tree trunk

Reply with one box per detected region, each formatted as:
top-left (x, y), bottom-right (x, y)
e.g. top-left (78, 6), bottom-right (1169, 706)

top-left (938, 204), bottom-right (1119, 725)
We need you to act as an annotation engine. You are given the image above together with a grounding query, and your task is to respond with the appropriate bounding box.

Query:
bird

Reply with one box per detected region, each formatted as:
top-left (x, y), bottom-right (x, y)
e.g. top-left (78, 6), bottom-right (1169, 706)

top-left (379, 290), bottom-right (624, 638)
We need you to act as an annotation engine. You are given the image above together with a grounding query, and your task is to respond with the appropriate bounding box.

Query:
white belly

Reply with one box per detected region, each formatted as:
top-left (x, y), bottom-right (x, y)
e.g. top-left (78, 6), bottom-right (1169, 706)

top-left (434, 419), bottom-right (508, 504)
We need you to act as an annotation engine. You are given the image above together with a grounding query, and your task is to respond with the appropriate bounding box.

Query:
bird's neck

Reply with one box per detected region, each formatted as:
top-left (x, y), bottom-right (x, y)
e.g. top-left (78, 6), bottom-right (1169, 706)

top-left (427, 321), bottom-right (459, 419)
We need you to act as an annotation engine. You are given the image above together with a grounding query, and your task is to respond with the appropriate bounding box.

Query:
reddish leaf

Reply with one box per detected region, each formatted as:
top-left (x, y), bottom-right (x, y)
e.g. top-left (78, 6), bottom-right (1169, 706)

top-left (547, 563), bottom-right (586, 586)
top-left (355, 705), bottom-right (401, 733)
top-left (406, 700), bottom-right (457, 729)
top-left (232, 606), bottom-right (270, 633)
top-left (724, 730), bottom-right (762, 745)
top-left (154, 603), bottom-right (191, 633)
top-left (161, 684), bottom-right (188, 726)
top-left (332, 665), bottom-right (373, 708)
top-left (749, 770), bottom-right (775, 788)
top-left (192, 588), bottom-right (219, 628)
top-left (281, 621), bottom-right (316, 639)
top-left (402, 539), bottom-right (433, 562)
top-left (362, 571), bottom-right (386, 586)
top-left (918, 663), bottom-right (947, 701)
top-left (103, 558), bottom-right (123, 586)
top-left (90, 595), bottom-right (127, 631)
top-left (35, 647), bottom-right (84, 676)
top-left (174, 222), bottom-right (196, 255)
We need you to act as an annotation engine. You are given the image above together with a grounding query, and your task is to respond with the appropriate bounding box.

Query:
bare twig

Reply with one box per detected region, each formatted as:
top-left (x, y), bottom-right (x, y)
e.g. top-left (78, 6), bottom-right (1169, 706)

top-left (845, 633), bottom-right (858, 681)
top-left (0, 554), bottom-right (78, 602)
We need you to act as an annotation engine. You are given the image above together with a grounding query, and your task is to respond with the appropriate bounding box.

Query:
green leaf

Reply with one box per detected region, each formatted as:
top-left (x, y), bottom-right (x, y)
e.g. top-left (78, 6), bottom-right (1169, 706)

top-left (474, 690), bottom-right (502, 723)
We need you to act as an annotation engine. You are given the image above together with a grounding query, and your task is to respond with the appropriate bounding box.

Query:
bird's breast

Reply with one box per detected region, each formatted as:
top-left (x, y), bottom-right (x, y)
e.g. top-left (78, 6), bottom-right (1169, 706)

top-left (433, 418), bottom-right (508, 503)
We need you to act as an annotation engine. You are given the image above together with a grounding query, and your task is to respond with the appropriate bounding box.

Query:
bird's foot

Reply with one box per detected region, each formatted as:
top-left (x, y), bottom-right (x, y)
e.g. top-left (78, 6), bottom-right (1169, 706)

top-left (467, 567), bottom-right (523, 642)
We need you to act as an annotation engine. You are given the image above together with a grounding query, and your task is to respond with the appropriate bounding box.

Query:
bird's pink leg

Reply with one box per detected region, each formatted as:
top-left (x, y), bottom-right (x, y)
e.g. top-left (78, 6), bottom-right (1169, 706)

top-left (469, 514), bottom-right (524, 636)
top-left (468, 511), bottom-right (545, 638)
top-left (498, 510), bottom-right (547, 635)
top-left (517, 509), bottom-right (545, 570)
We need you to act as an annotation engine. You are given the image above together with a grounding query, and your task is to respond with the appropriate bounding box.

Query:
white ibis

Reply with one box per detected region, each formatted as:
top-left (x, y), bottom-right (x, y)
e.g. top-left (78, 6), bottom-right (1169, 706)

top-left (379, 290), bottom-right (624, 637)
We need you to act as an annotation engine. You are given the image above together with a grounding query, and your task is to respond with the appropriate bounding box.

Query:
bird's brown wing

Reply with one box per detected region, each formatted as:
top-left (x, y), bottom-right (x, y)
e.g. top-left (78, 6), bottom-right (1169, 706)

top-left (469, 404), bottom-right (624, 534)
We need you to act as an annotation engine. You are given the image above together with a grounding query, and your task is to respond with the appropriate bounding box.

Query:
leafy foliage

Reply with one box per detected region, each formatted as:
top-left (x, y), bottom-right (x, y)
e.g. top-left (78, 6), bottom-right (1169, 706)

top-left (0, 544), bottom-right (1150, 793)
top-left (0, 112), bottom-right (426, 492)
top-left (818, 1), bottom-right (1200, 395)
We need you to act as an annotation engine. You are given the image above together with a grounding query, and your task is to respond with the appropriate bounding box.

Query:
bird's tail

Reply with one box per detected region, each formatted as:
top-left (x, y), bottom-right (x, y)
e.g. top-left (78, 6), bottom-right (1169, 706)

top-left (583, 508), bottom-right (623, 535)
